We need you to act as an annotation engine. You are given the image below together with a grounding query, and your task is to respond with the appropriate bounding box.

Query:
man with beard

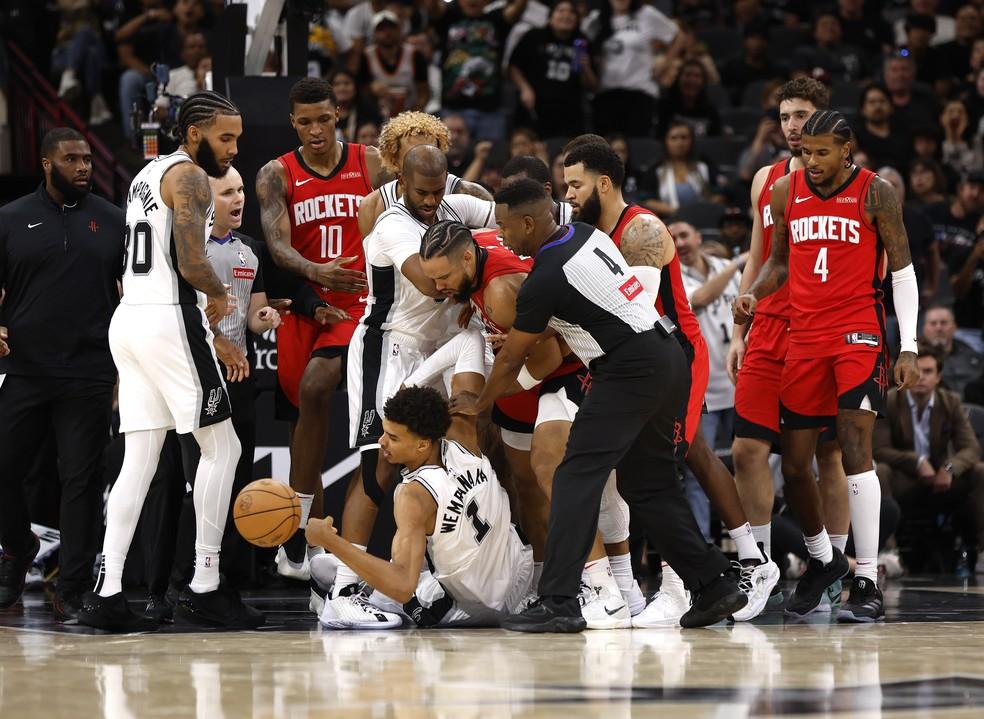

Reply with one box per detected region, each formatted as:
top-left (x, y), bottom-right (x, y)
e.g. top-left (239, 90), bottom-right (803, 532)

top-left (78, 91), bottom-right (262, 632)
top-left (0, 128), bottom-right (124, 621)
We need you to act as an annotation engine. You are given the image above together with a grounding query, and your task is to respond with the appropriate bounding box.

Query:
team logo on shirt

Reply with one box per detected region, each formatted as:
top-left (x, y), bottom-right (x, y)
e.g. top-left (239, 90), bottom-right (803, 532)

top-left (89, 220), bottom-right (99, 233)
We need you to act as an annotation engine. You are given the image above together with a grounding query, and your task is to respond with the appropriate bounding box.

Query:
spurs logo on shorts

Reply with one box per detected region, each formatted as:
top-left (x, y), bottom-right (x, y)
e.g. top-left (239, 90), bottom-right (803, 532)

top-left (360, 409), bottom-right (377, 437)
top-left (205, 388), bottom-right (224, 416)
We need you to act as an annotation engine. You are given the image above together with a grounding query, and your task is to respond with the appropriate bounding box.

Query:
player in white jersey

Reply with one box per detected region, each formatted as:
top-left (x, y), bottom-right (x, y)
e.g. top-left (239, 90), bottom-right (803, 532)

top-left (327, 145), bottom-right (495, 626)
top-left (356, 111), bottom-right (492, 239)
top-left (500, 154), bottom-right (575, 225)
top-left (78, 92), bottom-right (263, 632)
top-left (306, 386), bottom-right (533, 628)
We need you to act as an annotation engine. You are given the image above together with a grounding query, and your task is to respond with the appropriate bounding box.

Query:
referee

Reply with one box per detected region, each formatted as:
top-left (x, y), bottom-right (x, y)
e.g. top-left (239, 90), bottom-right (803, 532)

top-left (451, 179), bottom-right (745, 632)
top-left (0, 128), bottom-right (124, 620)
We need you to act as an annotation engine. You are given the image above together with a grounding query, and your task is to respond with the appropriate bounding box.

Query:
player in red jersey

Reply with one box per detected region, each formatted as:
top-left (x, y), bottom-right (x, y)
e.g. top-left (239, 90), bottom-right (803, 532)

top-left (727, 79), bottom-right (850, 611)
top-left (418, 223), bottom-right (648, 627)
top-left (256, 78), bottom-right (383, 578)
top-left (734, 111), bottom-right (919, 622)
top-left (562, 139), bottom-right (779, 624)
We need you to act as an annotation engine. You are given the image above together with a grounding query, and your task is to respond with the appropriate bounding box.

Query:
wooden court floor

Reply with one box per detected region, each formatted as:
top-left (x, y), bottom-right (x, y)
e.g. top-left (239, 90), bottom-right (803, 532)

top-left (2, 577), bottom-right (984, 718)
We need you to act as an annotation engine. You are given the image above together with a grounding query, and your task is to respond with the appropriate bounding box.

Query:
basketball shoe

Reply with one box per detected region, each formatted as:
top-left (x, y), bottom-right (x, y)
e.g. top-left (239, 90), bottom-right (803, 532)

top-left (680, 569), bottom-right (747, 628)
top-left (0, 533), bottom-right (40, 609)
top-left (78, 592), bottom-right (159, 633)
top-left (174, 585), bottom-right (266, 629)
top-left (632, 563), bottom-right (690, 628)
top-left (276, 530), bottom-right (311, 581)
top-left (318, 585), bottom-right (401, 630)
top-left (784, 548), bottom-right (849, 618)
top-left (501, 595), bottom-right (586, 633)
top-left (731, 547), bottom-right (781, 622)
top-left (579, 582), bottom-right (631, 629)
top-left (837, 577), bottom-right (885, 623)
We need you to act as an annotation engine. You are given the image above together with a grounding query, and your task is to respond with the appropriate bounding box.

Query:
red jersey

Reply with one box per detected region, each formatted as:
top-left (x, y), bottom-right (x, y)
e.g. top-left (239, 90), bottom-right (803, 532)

top-left (783, 167), bottom-right (885, 356)
top-left (469, 229), bottom-right (532, 334)
top-left (277, 143), bottom-right (374, 309)
top-left (755, 158), bottom-right (792, 319)
top-left (609, 205), bottom-right (703, 351)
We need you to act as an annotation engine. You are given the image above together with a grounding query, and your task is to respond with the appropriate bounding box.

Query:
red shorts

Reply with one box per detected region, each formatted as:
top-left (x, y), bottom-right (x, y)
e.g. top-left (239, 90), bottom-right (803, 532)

top-left (779, 345), bottom-right (888, 428)
top-left (733, 314), bottom-right (789, 444)
top-left (677, 334), bottom-right (709, 456)
top-left (276, 312), bottom-right (358, 408)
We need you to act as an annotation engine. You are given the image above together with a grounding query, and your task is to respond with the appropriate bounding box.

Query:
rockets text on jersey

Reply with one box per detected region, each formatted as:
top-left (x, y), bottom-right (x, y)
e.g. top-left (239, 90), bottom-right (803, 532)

top-left (277, 143), bottom-right (374, 308)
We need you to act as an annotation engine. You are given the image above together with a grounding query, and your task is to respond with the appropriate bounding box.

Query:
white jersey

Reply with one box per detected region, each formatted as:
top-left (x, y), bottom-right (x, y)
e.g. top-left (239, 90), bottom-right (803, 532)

top-left (402, 438), bottom-right (531, 619)
top-left (681, 254), bottom-right (741, 412)
top-left (122, 151), bottom-right (213, 307)
top-left (379, 173), bottom-right (462, 211)
top-left (555, 200), bottom-right (574, 224)
top-left (361, 194), bottom-right (494, 343)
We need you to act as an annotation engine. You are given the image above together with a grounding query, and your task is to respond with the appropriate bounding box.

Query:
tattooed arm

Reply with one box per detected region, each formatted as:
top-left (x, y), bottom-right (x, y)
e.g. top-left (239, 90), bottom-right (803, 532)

top-left (161, 162), bottom-right (226, 302)
top-left (733, 175), bottom-right (790, 324)
top-left (256, 160), bottom-right (312, 281)
top-left (455, 180), bottom-right (493, 201)
top-left (618, 213), bottom-right (675, 268)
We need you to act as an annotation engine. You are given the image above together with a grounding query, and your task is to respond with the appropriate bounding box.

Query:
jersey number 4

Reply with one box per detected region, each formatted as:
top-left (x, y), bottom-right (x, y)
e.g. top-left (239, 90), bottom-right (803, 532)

top-left (814, 247), bottom-right (829, 283)
top-left (123, 221), bottom-right (153, 275)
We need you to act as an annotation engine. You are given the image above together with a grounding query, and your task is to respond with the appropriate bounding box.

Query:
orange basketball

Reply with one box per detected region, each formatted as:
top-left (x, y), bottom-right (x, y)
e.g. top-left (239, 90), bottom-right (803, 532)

top-left (233, 479), bottom-right (301, 548)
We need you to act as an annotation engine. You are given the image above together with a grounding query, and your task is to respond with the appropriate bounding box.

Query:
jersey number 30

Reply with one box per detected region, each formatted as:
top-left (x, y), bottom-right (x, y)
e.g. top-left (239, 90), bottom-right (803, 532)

top-left (124, 221), bottom-right (153, 275)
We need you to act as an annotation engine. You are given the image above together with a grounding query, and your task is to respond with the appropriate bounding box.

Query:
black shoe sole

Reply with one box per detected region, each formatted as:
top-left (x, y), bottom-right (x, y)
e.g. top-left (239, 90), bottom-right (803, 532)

top-left (681, 590), bottom-right (748, 628)
top-left (501, 615), bottom-right (587, 633)
top-left (173, 605), bottom-right (266, 630)
top-left (77, 611), bottom-right (159, 633)
top-left (836, 608), bottom-right (885, 623)
top-left (784, 555), bottom-right (850, 618)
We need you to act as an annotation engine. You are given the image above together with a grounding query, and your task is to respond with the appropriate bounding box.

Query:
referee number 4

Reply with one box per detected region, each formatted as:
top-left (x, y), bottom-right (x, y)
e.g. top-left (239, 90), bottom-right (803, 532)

top-left (814, 247), bottom-right (829, 282)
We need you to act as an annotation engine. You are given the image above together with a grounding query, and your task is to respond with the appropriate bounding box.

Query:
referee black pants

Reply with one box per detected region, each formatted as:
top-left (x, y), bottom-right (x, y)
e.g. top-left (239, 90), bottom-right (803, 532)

top-left (538, 330), bottom-right (731, 599)
top-left (0, 375), bottom-right (113, 592)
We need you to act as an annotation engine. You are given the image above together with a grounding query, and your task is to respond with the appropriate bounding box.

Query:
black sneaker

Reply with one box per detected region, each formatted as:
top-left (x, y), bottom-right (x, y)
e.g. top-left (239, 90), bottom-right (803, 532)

top-left (0, 534), bottom-right (40, 609)
top-left (282, 530), bottom-right (307, 565)
top-left (785, 548), bottom-right (850, 618)
top-left (681, 570), bottom-right (748, 628)
top-left (501, 595), bottom-right (586, 633)
top-left (78, 592), bottom-right (160, 632)
top-left (837, 577), bottom-right (885, 623)
top-left (145, 594), bottom-right (173, 623)
top-left (53, 588), bottom-right (84, 623)
top-left (174, 586), bottom-right (266, 629)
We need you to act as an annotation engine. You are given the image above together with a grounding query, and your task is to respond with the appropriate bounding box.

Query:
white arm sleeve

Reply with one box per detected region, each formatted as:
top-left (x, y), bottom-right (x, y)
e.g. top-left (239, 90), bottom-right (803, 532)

top-left (403, 329), bottom-right (488, 387)
top-left (892, 263), bottom-right (919, 354)
top-left (445, 195), bottom-right (495, 229)
top-left (631, 265), bottom-right (662, 306)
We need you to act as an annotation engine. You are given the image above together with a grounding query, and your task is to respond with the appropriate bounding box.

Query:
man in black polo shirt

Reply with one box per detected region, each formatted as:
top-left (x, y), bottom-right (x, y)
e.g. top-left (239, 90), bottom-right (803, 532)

top-left (451, 179), bottom-right (745, 632)
top-left (0, 128), bottom-right (124, 620)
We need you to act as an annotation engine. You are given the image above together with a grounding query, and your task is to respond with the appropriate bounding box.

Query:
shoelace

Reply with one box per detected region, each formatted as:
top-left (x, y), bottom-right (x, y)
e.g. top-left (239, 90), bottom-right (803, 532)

top-left (734, 562), bottom-right (756, 595)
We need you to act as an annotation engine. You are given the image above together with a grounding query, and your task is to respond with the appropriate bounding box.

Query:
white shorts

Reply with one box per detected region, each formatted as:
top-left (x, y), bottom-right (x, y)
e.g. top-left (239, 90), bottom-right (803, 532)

top-left (500, 428), bottom-right (533, 451)
top-left (347, 325), bottom-right (436, 448)
top-left (535, 386), bottom-right (580, 428)
top-left (110, 303), bottom-right (231, 434)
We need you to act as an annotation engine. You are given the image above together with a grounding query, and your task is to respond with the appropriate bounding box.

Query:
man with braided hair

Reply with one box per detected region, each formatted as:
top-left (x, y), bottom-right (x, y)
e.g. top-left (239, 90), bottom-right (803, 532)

top-left (357, 110), bottom-right (492, 239)
top-left (735, 110), bottom-right (920, 622)
top-left (79, 91), bottom-right (263, 632)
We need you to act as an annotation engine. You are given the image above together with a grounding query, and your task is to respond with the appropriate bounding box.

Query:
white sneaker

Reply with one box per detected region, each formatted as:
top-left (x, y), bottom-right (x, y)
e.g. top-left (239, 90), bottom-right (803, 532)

top-left (275, 545), bottom-right (310, 581)
top-left (622, 579), bottom-right (647, 616)
top-left (579, 583), bottom-right (631, 630)
top-left (309, 586), bottom-right (325, 615)
top-left (318, 592), bottom-right (402, 630)
top-left (58, 69), bottom-right (80, 100)
top-left (89, 94), bottom-right (112, 125)
top-left (731, 556), bottom-right (781, 622)
top-left (632, 565), bottom-right (690, 628)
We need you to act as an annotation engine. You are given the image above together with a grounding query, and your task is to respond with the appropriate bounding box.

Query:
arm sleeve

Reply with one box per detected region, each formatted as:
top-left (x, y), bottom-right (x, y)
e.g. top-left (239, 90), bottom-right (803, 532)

top-left (512, 269), bottom-right (556, 334)
top-left (445, 195), bottom-right (495, 229)
top-left (891, 263), bottom-right (919, 354)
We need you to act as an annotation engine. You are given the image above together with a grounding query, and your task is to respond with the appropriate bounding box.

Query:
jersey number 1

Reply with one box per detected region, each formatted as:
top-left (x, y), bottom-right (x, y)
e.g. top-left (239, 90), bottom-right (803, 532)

top-left (814, 247), bottom-right (829, 283)
top-left (320, 225), bottom-right (342, 259)
top-left (465, 500), bottom-right (491, 544)
top-left (124, 221), bottom-right (153, 275)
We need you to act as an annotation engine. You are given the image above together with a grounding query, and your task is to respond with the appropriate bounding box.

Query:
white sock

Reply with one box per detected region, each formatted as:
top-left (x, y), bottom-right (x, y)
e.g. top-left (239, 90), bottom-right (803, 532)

top-left (188, 544), bottom-right (220, 594)
top-left (608, 553), bottom-right (635, 594)
top-left (188, 420), bottom-right (241, 594)
top-left (95, 429), bottom-right (168, 597)
top-left (297, 491), bottom-right (314, 529)
top-left (729, 522), bottom-right (762, 562)
top-left (804, 529), bottom-right (834, 566)
top-left (532, 561), bottom-right (543, 589)
top-left (750, 523), bottom-right (772, 558)
top-left (847, 470), bottom-right (881, 583)
top-left (660, 561), bottom-right (687, 597)
top-left (829, 533), bottom-right (849, 554)
top-left (583, 556), bottom-right (620, 595)
top-left (331, 545), bottom-right (366, 598)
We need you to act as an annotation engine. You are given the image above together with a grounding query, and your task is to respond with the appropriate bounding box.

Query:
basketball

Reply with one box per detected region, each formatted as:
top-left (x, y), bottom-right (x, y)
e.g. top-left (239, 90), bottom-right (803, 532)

top-left (233, 479), bottom-right (301, 548)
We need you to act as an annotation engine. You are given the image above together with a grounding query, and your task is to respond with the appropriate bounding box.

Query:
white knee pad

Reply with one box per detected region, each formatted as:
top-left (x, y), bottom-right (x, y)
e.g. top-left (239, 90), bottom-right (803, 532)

top-left (598, 471), bottom-right (630, 544)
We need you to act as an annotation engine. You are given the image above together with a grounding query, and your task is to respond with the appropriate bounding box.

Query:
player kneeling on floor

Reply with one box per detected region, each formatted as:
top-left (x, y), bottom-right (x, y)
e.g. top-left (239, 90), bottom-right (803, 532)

top-left (306, 386), bottom-right (534, 629)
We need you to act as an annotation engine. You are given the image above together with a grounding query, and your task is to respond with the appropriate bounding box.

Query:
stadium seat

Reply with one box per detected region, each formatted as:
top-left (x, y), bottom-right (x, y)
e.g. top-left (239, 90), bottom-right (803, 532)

top-left (830, 82), bottom-right (862, 110)
top-left (722, 107), bottom-right (763, 137)
top-left (964, 404), bottom-right (984, 447)
top-left (627, 136), bottom-right (663, 169)
top-left (697, 136), bottom-right (747, 167)
top-left (706, 83), bottom-right (731, 109)
top-left (696, 27), bottom-right (742, 63)
top-left (741, 80), bottom-right (773, 109)
top-left (544, 136), bottom-right (569, 161)
top-left (672, 202), bottom-right (726, 230)
top-left (767, 26), bottom-right (813, 62)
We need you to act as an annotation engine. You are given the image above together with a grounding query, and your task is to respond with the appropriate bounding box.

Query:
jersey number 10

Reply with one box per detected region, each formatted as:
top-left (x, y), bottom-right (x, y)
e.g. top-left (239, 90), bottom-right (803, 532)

top-left (320, 225), bottom-right (342, 259)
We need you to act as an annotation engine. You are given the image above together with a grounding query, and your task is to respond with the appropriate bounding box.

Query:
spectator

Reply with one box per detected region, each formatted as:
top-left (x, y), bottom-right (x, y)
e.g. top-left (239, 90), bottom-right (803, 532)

top-left (718, 206), bottom-right (753, 256)
top-left (343, 0), bottom-right (409, 72)
top-left (901, 14), bottom-right (948, 91)
top-left (432, 0), bottom-right (529, 141)
top-left (892, 0), bottom-right (955, 47)
top-left (356, 10), bottom-right (430, 117)
top-left (550, 150), bottom-right (568, 201)
top-left (509, 0), bottom-right (596, 139)
top-left (883, 53), bottom-right (941, 132)
top-left (792, 12), bottom-right (866, 82)
top-left (937, 4), bottom-right (982, 95)
top-left (718, 24), bottom-right (784, 107)
top-left (922, 305), bottom-right (984, 396)
top-left (854, 83), bottom-right (912, 173)
top-left (653, 20), bottom-right (721, 91)
top-left (356, 121), bottom-right (381, 147)
top-left (908, 157), bottom-right (948, 207)
top-left (878, 166), bottom-right (939, 304)
top-left (671, 220), bottom-right (745, 536)
top-left (584, 0), bottom-right (679, 137)
top-left (656, 59), bottom-right (723, 138)
top-left (737, 107), bottom-right (788, 183)
top-left (874, 342), bottom-right (984, 573)
top-left (51, 0), bottom-right (111, 125)
top-left (508, 127), bottom-right (548, 165)
top-left (647, 121), bottom-right (710, 217)
top-left (0, 128), bottom-right (124, 620)
top-left (330, 69), bottom-right (383, 143)
top-left (835, 0), bottom-right (892, 57)
top-left (925, 174), bottom-right (984, 349)
top-left (608, 133), bottom-right (657, 204)
top-left (444, 113), bottom-right (493, 183)
top-left (941, 100), bottom-right (979, 177)
top-left (964, 65), bottom-right (984, 135)
top-left (165, 31), bottom-right (208, 98)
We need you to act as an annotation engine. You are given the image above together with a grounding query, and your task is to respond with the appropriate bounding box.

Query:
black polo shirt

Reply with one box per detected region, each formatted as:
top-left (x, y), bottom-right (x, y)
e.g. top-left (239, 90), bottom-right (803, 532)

top-left (0, 185), bottom-right (125, 382)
